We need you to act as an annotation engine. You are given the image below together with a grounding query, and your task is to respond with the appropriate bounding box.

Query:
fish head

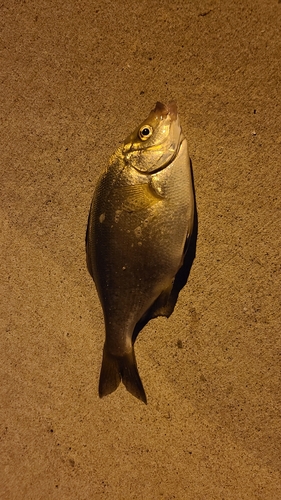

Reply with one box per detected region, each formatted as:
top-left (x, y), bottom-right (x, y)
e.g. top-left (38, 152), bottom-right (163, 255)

top-left (122, 101), bottom-right (182, 174)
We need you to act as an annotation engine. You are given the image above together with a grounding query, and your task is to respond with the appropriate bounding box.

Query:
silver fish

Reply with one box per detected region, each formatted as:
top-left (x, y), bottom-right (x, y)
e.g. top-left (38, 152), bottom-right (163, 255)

top-left (86, 101), bottom-right (194, 403)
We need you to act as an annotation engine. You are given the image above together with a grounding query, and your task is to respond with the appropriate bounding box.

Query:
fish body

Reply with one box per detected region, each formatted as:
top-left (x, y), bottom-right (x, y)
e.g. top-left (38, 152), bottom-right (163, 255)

top-left (86, 102), bottom-right (194, 403)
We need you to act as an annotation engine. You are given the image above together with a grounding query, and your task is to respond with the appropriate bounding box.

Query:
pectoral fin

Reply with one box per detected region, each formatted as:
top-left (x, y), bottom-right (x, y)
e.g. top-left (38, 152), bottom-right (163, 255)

top-left (120, 184), bottom-right (161, 212)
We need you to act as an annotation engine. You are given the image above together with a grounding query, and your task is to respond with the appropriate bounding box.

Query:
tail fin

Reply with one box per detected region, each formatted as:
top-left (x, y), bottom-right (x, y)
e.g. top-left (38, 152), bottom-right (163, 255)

top-left (99, 345), bottom-right (147, 404)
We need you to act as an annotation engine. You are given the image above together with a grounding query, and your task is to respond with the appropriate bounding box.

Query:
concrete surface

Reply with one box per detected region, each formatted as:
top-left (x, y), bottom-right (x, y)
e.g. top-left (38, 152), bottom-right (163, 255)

top-left (1, 0), bottom-right (280, 498)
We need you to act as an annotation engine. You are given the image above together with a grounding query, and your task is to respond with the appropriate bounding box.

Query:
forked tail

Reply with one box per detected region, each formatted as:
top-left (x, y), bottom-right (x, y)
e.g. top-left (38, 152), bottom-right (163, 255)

top-left (98, 344), bottom-right (147, 404)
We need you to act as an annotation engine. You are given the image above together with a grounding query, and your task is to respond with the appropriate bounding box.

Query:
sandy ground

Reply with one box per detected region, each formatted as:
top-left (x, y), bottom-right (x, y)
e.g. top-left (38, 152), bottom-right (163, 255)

top-left (1, 0), bottom-right (281, 498)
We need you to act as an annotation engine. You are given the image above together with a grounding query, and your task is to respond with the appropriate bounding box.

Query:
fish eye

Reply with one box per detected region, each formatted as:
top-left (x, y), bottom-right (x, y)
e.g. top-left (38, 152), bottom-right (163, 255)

top-left (139, 125), bottom-right (153, 141)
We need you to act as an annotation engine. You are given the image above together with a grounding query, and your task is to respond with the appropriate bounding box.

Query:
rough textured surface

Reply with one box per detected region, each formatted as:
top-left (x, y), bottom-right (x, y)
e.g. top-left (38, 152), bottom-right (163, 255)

top-left (1, 0), bottom-right (280, 498)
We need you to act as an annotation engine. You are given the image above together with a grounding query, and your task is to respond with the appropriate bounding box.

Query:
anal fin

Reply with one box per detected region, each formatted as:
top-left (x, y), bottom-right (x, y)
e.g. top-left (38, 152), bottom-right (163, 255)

top-left (149, 281), bottom-right (175, 319)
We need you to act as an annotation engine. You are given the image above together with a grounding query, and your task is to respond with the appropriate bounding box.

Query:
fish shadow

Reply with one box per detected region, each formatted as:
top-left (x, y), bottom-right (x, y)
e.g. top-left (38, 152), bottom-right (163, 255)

top-left (133, 159), bottom-right (198, 343)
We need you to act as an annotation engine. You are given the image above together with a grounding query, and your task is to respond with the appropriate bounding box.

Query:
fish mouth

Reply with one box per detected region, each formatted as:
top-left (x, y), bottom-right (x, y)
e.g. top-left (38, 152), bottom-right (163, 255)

top-left (153, 101), bottom-right (178, 121)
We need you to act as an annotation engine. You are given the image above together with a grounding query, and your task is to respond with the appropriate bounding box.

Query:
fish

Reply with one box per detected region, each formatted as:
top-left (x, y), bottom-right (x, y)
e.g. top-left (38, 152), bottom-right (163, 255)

top-left (86, 101), bottom-right (195, 404)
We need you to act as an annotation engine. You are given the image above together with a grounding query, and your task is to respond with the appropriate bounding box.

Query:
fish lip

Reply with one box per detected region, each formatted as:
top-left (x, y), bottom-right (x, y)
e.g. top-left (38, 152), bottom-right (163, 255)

top-left (166, 101), bottom-right (178, 121)
top-left (153, 101), bottom-right (178, 121)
